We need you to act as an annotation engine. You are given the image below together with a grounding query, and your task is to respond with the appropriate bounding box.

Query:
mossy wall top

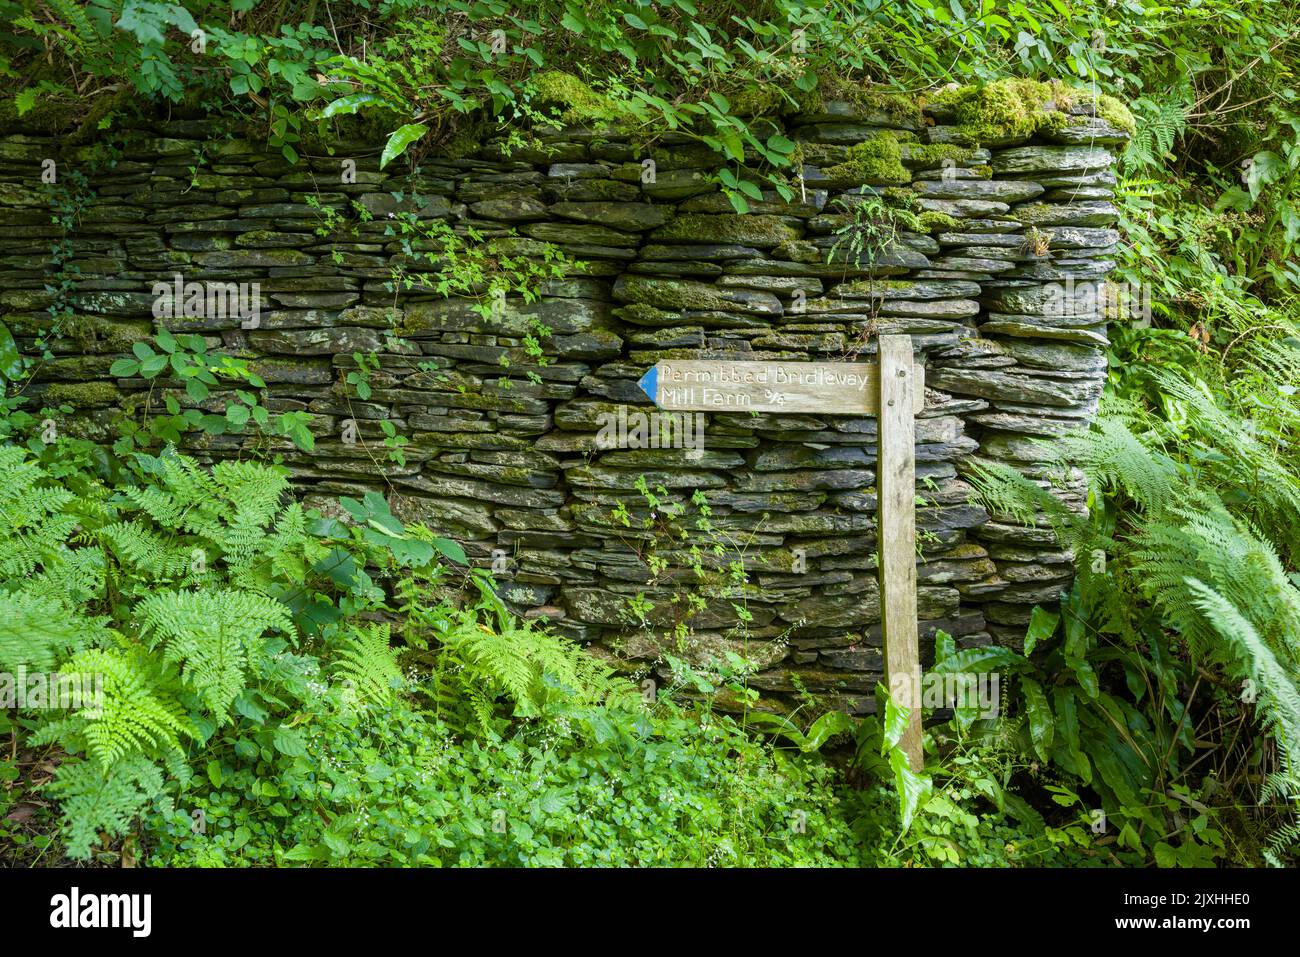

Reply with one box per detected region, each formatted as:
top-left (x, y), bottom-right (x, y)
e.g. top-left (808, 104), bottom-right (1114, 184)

top-left (0, 86), bottom-right (1129, 715)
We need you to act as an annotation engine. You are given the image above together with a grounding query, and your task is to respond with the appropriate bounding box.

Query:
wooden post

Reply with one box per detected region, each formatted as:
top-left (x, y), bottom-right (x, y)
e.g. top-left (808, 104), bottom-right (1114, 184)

top-left (877, 334), bottom-right (923, 771)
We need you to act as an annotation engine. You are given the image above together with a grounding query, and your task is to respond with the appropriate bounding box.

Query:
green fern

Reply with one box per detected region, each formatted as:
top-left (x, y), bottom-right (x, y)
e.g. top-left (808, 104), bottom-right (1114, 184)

top-left (0, 592), bottom-right (106, 672)
top-left (45, 755), bottom-right (168, 860)
top-left (32, 647), bottom-right (189, 767)
top-left (333, 622), bottom-right (403, 706)
top-left (101, 519), bottom-right (197, 581)
top-left (0, 445), bottom-right (79, 579)
top-left (1124, 95), bottom-right (1188, 170)
top-left (116, 451), bottom-right (311, 591)
top-left (135, 588), bottom-right (293, 721)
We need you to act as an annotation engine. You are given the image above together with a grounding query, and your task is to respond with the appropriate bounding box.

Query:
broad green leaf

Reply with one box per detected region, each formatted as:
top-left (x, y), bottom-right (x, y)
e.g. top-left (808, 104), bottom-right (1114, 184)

top-left (1024, 605), bottom-right (1060, 655)
top-left (889, 746), bottom-right (932, 831)
top-left (432, 537), bottom-right (468, 565)
top-left (380, 123), bottom-right (429, 169)
top-left (0, 323), bottom-right (23, 382)
top-left (1021, 677), bottom-right (1054, 760)
top-left (801, 710), bottom-right (855, 752)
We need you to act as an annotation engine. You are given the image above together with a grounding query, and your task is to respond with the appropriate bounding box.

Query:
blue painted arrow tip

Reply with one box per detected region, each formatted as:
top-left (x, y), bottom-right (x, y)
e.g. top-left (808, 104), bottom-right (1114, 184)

top-left (637, 365), bottom-right (658, 404)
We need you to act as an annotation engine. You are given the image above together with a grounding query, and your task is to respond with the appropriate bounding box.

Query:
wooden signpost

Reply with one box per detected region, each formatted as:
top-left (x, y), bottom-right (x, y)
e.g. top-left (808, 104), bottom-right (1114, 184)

top-left (638, 334), bottom-right (925, 770)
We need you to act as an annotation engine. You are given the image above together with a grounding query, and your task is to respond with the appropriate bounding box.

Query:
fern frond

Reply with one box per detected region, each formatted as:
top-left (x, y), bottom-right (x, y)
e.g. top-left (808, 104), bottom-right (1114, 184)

top-left (1185, 578), bottom-right (1300, 778)
top-left (45, 755), bottom-right (167, 860)
top-left (101, 520), bottom-right (196, 580)
top-left (333, 622), bottom-right (403, 706)
top-left (0, 592), bottom-right (107, 672)
top-left (136, 589), bottom-right (293, 721)
top-left (32, 647), bottom-right (189, 766)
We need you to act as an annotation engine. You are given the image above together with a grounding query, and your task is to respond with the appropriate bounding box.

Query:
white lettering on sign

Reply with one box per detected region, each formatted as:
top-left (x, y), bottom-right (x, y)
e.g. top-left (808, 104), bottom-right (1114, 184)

top-left (637, 359), bottom-right (924, 415)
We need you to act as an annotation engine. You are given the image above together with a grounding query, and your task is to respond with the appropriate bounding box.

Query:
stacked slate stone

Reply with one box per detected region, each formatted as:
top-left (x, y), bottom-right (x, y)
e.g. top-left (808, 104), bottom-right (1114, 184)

top-left (919, 99), bottom-right (1128, 646)
top-left (0, 93), bottom-right (1126, 714)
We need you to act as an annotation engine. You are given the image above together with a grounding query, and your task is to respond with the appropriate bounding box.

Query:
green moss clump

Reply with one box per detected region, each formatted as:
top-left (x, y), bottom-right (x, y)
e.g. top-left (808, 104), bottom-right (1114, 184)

top-left (728, 85), bottom-right (789, 118)
top-left (42, 382), bottom-right (121, 408)
top-left (881, 186), bottom-right (919, 206)
top-left (0, 87), bottom-right (122, 139)
top-left (917, 211), bottom-right (960, 233)
top-left (836, 279), bottom-right (916, 296)
top-left (903, 143), bottom-right (975, 167)
top-left (929, 78), bottom-right (1074, 145)
top-left (529, 71), bottom-right (621, 125)
top-left (1095, 94), bottom-right (1136, 136)
top-left (804, 76), bottom-right (923, 126)
top-left (64, 88), bottom-right (135, 145)
top-left (823, 134), bottom-right (910, 186)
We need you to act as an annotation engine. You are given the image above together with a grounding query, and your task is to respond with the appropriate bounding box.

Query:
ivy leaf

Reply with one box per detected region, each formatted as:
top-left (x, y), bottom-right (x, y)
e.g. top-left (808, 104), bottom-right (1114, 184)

top-left (380, 123), bottom-right (429, 169)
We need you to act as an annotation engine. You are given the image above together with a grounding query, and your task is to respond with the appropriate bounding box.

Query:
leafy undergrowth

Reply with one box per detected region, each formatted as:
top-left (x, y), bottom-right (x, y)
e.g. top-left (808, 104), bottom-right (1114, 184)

top-left (0, 434), bottom-right (1115, 868)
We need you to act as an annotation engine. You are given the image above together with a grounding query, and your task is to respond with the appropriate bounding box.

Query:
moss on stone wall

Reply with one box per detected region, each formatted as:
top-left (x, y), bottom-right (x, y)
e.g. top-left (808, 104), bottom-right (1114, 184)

top-left (0, 86), bottom-right (123, 141)
top-left (903, 143), bottom-right (976, 167)
top-left (41, 382), bottom-right (121, 408)
top-left (1094, 94), bottom-right (1137, 135)
top-left (530, 71), bottom-right (622, 125)
top-left (0, 86), bottom-right (1131, 707)
top-left (823, 133), bottom-right (910, 186)
top-left (917, 210), bottom-right (961, 232)
top-left (805, 76), bottom-right (923, 126)
top-left (929, 78), bottom-right (1072, 145)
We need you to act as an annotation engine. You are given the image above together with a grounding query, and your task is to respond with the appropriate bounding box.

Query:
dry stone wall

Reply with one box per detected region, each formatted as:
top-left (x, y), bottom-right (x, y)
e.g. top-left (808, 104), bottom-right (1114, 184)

top-left (0, 94), bottom-right (1128, 714)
